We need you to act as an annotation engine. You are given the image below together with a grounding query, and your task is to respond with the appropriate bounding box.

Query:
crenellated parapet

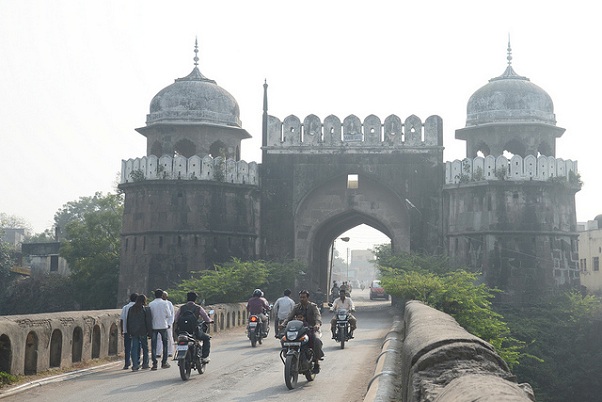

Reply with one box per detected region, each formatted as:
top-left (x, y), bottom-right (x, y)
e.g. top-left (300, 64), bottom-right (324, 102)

top-left (445, 154), bottom-right (579, 184)
top-left (120, 155), bottom-right (259, 185)
top-left (267, 114), bottom-right (443, 153)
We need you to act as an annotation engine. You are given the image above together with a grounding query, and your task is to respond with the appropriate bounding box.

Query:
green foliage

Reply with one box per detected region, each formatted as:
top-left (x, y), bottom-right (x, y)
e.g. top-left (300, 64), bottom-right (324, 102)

top-left (0, 237), bottom-right (14, 291)
top-left (167, 258), bottom-right (303, 304)
top-left (0, 273), bottom-right (78, 315)
top-left (0, 371), bottom-right (18, 388)
top-left (26, 229), bottom-right (56, 243)
top-left (499, 291), bottom-right (602, 402)
top-left (59, 192), bottom-right (123, 310)
top-left (129, 169), bottom-right (146, 182)
top-left (377, 251), bottom-right (526, 368)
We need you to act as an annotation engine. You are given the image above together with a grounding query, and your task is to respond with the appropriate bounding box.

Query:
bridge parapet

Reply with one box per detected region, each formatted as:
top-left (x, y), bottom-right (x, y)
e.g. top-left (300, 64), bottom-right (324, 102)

top-left (0, 303), bottom-right (247, 376)
top-left (401, 301), bottom-right (534, 401)
top-left (267, 114), bottom-right (443, 152)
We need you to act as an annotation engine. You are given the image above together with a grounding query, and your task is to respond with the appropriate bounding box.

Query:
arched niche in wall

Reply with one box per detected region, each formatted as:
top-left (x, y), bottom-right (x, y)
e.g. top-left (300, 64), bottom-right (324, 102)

top-left (108, 323), bottom-right (119, 356)
top-left (72, 327), bottom-right (83, 363)
top-left (92, 325), bottom-right (101, 359)
top-left (210, 140), bottom-right (227, 159)
top-left (0, 334), bottom-right (12, 373)
top-left (49, 329), bottom-right (62, 368)
top-left (24, 331), bottom-right (38, 375)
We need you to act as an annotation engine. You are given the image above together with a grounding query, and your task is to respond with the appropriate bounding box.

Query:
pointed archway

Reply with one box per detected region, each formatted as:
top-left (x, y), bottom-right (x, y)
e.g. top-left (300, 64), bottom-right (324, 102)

top-left (294, 173), bottom-right (410, 290)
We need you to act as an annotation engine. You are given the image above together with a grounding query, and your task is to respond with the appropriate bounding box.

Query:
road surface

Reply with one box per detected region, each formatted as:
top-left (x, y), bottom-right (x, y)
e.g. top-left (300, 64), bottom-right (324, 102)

top-left (4, 289), bottom-right (393, 402)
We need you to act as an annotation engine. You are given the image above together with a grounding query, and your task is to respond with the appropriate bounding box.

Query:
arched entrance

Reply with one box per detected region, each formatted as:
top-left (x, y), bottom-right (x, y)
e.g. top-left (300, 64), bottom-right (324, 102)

top-left (294, 174), bottom-right (410, 291)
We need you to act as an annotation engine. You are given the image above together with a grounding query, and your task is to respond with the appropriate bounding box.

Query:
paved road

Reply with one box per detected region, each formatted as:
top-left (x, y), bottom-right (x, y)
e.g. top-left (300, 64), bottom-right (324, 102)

top-left (4, 290), bottom-right (393, 402)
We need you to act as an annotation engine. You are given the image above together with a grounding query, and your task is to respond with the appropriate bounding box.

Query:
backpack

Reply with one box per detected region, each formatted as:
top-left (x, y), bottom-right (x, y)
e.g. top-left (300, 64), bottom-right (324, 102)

top-left (177, 309), bottom-right (198, 335)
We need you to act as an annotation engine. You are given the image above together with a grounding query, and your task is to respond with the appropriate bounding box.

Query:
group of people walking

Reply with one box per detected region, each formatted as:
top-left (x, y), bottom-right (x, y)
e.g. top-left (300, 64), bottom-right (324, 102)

top-left (119, 289), bottom-right (213, 372)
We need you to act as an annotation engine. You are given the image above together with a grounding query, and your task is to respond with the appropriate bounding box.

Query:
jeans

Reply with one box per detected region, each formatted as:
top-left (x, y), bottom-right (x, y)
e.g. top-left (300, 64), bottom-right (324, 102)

top-left (131, 336), bottom-right (149, 369)
top-left (196, 331), bottom-right (211, 358)
top-left (152, 328), bottom-right (169, 365)
top-left (123, 332), bottom-right (132, 367)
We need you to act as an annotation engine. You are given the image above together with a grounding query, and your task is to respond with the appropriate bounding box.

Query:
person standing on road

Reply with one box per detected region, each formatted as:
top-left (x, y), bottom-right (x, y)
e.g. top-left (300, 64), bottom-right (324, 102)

top-left (273, 288), bottom-right (295, 337)
top-left (155, 291), bottom-right (175, 358)
top-left (148, 288), bottom-right (172, 370)
top-left (127, 294), bottom-right (152, 371)
top-left (119, 292), bottom-right (138, 370)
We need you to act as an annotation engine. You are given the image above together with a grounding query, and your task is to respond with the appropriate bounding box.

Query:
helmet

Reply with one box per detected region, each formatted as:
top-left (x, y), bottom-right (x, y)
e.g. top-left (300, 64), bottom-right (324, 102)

top-left (253, 289), bottom-right (263, 297)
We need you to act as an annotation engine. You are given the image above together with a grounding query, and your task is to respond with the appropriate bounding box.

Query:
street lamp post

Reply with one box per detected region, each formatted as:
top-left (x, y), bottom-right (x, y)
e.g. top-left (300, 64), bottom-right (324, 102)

top-left (346, 247), bottom-right (350, 282)
top-left (328, 236), bottom-right (350, 298)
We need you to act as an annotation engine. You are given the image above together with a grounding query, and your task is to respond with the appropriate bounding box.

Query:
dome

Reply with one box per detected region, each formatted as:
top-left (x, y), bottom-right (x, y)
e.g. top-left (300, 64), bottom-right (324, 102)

top-left (146, 66), bottom-right (241, 128)
top-left (466, 64), bottom-right (556, 127)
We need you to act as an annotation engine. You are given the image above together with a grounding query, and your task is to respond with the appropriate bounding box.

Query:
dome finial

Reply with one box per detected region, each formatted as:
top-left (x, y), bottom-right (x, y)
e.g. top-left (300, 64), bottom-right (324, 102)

top-left (194, 37), bottom-right (199, 67)
top-left (507, 34), bottom-right (513, 66)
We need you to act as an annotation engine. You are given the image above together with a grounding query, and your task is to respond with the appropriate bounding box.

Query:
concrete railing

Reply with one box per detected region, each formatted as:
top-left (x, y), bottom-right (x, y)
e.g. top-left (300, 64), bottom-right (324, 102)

top-left (0, 303), bottom-right (247, 376)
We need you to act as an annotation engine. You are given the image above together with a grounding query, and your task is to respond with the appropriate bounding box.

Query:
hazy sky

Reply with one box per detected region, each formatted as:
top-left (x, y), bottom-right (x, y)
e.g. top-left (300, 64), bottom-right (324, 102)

top-left (1, 1), bottom-right (600, 253)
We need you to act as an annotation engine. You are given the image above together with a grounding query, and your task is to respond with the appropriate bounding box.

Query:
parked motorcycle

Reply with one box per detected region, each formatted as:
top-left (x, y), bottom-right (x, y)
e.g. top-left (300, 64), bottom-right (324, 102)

top-left (279, 320), bottom-right (316, 389)
top-left (174, 309), bottom-right (214, 381)
top-left (333, 308), bottom-right (352, 349)
top-left (247, 311), bottom-right (270, 347)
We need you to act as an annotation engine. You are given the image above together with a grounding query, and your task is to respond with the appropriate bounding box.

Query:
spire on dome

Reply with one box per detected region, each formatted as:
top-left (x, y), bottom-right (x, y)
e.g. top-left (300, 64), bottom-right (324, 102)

top-left (174, 39), bottom-right (216, 84)
top-left (489, 36), bottom-right (529, 82)
top-left (507, 34), bottom-right (512, 66)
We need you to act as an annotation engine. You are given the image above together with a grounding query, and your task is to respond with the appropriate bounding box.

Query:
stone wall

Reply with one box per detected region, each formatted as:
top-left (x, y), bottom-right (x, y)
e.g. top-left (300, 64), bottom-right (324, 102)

top-left (401, 301), bottom-right (534, 402)
top-left (0, 303), bottom-right (247, 376)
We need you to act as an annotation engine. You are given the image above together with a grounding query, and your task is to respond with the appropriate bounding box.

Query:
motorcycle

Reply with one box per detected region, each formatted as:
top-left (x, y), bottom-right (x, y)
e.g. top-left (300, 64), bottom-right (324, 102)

top-left (279, 319), bottom-right (316, 389)
top-left (174, 309), bottom-right (214, 381)
top-left (333, 308), bottom-right (352, 349)
top-left (247, 310), bottom-right (270, 347)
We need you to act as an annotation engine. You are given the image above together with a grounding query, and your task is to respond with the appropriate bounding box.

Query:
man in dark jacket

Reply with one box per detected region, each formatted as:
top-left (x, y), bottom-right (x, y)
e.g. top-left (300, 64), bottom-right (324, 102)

top-left (281, 290), bottom-right (324, 373)
top-left (127, 294), bottom-right (153, 371)
top-left (174, 291), bottom-right (214, 363)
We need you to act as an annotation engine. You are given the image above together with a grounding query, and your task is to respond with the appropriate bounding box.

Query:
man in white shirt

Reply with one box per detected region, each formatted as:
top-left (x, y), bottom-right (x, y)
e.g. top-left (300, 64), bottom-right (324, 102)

top-left (330, 289), bottom-right (357, 338)
top-left (155, 291), bottom-right (175, 357)
top-left (273, 288), bottom-right (295, 337)
top-left (119, 293), bottom-right (138, 370)
top-left (148, 288), bottom-right (172, 370)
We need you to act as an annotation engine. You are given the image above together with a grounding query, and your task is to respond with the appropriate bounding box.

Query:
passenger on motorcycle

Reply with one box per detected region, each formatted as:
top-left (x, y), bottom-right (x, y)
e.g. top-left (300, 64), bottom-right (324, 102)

top-left (330, 289), bottom-right (357, 338)
top-left (247, 289), bottom-right (271, 336)
top-left (281, 290), bottom-right (324, 374)
top-left (273, 288), bottom-right (295, 338)
top-left (174, 291), bottom-right (214, 363)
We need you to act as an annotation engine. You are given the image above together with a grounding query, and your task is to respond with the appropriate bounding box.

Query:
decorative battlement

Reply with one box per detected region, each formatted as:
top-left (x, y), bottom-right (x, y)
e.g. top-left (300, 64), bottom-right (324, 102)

top-left (445, 155), bottom-right (578, 184)
top-left (121, 155), bottom-right (258, 185)
top-left (267, 114), bottom-right (443, 153)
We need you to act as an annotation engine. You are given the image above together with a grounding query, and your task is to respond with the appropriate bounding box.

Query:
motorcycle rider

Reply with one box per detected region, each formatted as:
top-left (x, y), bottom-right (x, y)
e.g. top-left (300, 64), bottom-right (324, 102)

top-left (314, 288), bottom-right (326, 312)
top-left (247, 288), bottom-right (271, 336)
top-left (174, 291), bottom-right (214, 363)
top-left (330, 288), bottom-right (357, 339)
top-left (273, 288), bottom-right (295, 337)
top-left (281, 290), bottom-right (324, 374)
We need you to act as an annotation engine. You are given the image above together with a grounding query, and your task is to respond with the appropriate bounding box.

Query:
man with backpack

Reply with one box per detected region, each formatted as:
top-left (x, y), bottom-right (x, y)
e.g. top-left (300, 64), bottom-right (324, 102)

top-left (174, 291), bottom-right (214, 363)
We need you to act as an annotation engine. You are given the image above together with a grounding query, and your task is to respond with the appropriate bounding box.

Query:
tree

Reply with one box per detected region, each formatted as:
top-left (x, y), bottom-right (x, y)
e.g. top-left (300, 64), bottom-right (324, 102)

top-left (167, 258), bottom-right (304, 305)
top-left (0, 235), bottom-right (14, 291)
top-left (0, 213), bottom-right (31, 231)
top-left (377, 251), bottom-right (526, 368)
top-left (59, 192), bottom-right (123, 309)
top-left (500, 291), bottom-right (602, 402)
